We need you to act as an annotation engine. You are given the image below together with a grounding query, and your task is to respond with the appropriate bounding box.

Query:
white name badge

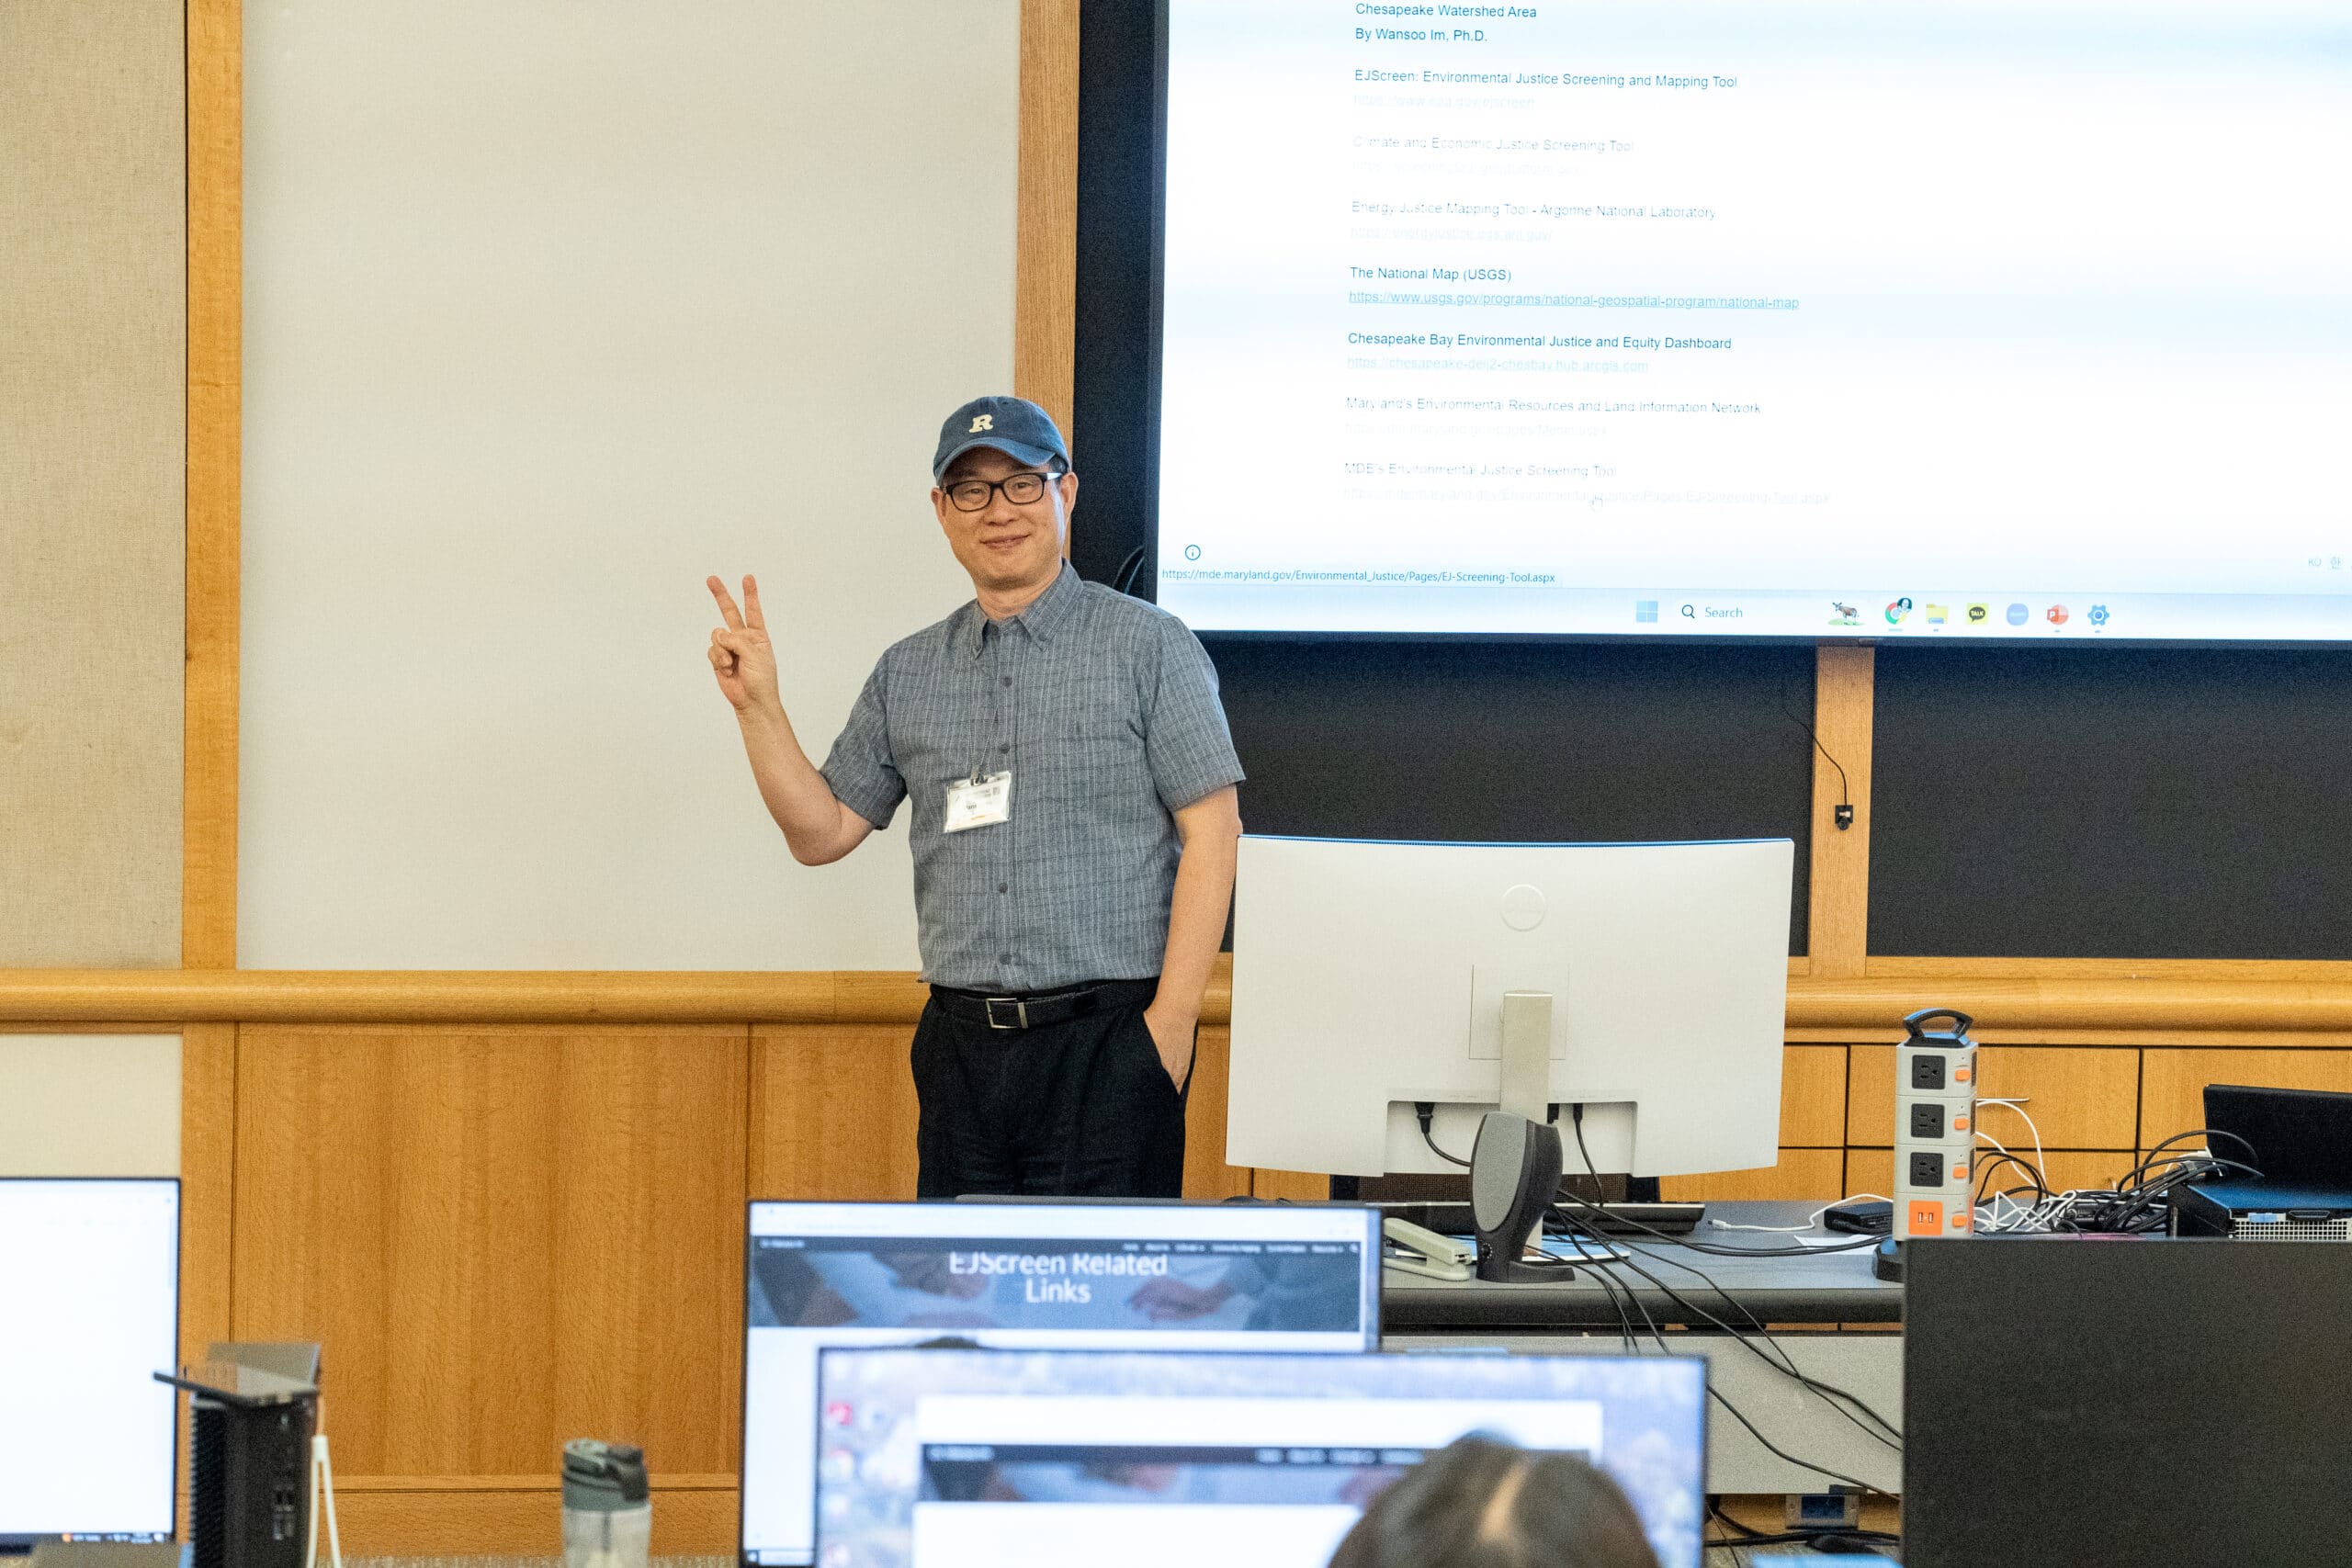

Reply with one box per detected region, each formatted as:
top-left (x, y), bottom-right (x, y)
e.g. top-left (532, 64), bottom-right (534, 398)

top-left (944, 771), bottom-right (1012, 833)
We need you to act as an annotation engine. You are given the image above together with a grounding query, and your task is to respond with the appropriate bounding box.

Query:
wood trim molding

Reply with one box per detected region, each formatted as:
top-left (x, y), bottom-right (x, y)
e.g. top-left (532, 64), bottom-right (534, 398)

top-left (334, 1472), bottom-right (736, 1494)
top-left (329, 1475), bottom-right (737, 1557)
top-left (184, 0), bottom-right (240, 969)
top-left (1866, 955), bottom-right (2352, 981)
top-left (1788, 975), bottom-right (2352, 1034)
top-left (1804, 645), bottom-right (1873, 976)
top-left (178, 1022), bottom-right (235, 1368)
top-left (9, 963), bottom-right (2352, 1037)
top-left (1792, 1026), bottom-right (2352, 1049)
top-left (1014, 0), bottom-right (1080, 446)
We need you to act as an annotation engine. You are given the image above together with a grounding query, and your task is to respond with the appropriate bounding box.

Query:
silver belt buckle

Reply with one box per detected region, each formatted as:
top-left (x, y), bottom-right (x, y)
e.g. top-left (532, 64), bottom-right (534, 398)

top-left (985, 996), bottom-right (1028, 1030)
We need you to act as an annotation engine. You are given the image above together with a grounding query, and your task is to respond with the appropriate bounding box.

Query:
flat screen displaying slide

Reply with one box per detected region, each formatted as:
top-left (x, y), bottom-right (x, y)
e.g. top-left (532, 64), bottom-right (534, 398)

top-left (0, 1179), bottom-right (181, 1545)
top-left (1157, 1), bottom-right (2352, 640)
top-left (740, 1201), bottom-right (1381, 1565)
top-left (812, 1348), bottom-right (1706, 1568)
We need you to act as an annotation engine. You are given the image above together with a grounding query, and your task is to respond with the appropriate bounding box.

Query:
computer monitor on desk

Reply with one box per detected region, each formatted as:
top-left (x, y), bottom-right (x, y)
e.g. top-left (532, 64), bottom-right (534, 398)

top-left (738, 1200), bottom-right (1381, 1566)
top-left (813, 1346), bottom-right (1707, 1568)
top-left (1227, 836), bottom-right (1793, 1181)
top-left (0, 1179), bottom-right (181, 1549)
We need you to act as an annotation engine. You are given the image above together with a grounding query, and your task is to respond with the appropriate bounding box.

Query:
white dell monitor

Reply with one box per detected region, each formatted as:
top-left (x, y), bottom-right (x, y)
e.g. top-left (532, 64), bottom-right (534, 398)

top-left (813, 1346), bottom-right (1708, 1568)
top-left (1227, 836), bottom-right (1792, 1178)
top-left (739, 1200), bottom-right (1381, 1565)
top-left (0, 1178), bottom-right (181, 1547)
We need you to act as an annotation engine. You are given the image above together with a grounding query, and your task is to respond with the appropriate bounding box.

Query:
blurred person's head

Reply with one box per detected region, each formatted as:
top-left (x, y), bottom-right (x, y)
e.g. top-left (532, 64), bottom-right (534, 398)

top-left (1327, 1435), bottom-right (1662, 1568)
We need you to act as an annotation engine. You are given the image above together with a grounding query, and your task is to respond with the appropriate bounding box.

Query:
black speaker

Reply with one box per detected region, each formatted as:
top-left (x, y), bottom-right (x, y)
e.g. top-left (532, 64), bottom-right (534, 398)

top-left (1469, 1111), bottom-right (1566, 1283)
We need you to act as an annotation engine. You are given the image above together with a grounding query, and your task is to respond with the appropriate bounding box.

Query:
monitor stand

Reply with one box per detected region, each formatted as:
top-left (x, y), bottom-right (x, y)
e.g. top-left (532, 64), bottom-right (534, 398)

top-left (1497, 989), bottom-right (1553, 1124)
top-left (1333, 988), bottom-right (1684, 1225)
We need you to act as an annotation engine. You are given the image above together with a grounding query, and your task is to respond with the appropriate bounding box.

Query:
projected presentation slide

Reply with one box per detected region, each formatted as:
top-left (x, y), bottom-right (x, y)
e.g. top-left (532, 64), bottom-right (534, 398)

top-left (0, 1179), bottom-right (180, 1544)
top-left (739, 1201), bottom-right (1380, 1565)
top-left (1157, 1), bottom-right (2352, 639)
top-left (812, 1348), bottom-right (1706, 1568)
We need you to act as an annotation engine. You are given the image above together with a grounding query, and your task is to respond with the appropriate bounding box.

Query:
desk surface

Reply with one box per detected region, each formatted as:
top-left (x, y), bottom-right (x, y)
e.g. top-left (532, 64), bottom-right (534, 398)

top-left (1382, 1201), bottom-right (1899, 1328)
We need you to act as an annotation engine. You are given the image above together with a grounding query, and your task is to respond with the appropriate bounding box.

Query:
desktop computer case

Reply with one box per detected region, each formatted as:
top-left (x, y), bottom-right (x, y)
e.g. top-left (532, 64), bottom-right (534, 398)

top-left (189, 1391), bottom-right (314, 1568)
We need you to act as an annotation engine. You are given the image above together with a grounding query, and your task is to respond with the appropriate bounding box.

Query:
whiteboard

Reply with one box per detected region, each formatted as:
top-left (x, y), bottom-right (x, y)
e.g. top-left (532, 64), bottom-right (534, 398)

top-left (241, 2), bottom-right (1017, 968)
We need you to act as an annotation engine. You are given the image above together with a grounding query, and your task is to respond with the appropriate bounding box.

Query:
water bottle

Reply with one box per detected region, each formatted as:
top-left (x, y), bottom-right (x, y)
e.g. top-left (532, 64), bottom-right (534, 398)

top-left (561, 1439), bottom-right (650, 1568)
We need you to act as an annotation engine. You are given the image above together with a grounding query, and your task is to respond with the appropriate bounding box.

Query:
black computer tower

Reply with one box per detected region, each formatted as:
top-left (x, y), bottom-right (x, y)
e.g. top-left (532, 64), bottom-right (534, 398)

top-left (188, 1389), bottom-right (314, 1568)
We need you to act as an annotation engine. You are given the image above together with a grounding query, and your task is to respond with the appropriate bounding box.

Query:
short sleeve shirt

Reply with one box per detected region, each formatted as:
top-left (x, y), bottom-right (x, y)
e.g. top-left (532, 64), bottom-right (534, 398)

top-left (819, 563), bottom-right (1245, 991)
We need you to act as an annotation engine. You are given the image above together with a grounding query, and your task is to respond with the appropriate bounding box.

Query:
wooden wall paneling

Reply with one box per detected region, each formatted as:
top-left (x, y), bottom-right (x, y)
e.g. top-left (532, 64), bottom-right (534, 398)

top-left (232, 1025), bottom-right (746, 1481)
top-left (185, 0), bottom-right (239, 967)
top-left (327, 1475), bottom-right (736, 1558)
top-left (1015, 0), bottom-right (1080, 449)
top-left (750, 1023), bottom-right (922, 1200)
top-left (551, 1028), bottom-right (747, 1475)
top-left (1659, 1147), bottom-right (1842, 1203)
top-left (2138, 1047), bottom-right (2352, 1150)
top-left (178, 1021), bottom-right (235, 1365)
top-left (234, 1026), bottom-right (555, 1474)
top-left (1805, 646), bottom-right (1874, 977)
top-left (750, 1020), bottom-right (1255, 1201)
top-left (1847, 1044), bottom-right (2140, 1150)
top-left (1777, 1044), bottom-right (1847, 1147)
top-left (177, 1022), bottom-right (226, 1541)
top-left (1253, 1168), bottom-right (1332, 1202)
top-left (1181, 1023), bottom-right (1256, 1199)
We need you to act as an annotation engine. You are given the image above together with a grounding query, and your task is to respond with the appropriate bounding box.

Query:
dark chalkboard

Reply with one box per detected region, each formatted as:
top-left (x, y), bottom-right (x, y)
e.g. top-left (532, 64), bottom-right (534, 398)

top-left (1871, 644), bottom-right (2352, 958)
top-left (1070, 0), bottom-right (1163, 599)
top-left (1209, 639), bottom-right (1818, 954)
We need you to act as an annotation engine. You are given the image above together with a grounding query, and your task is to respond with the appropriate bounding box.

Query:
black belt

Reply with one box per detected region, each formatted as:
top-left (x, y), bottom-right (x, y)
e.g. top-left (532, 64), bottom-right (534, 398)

top-left (930, 978), bottom-right (1156, 1031)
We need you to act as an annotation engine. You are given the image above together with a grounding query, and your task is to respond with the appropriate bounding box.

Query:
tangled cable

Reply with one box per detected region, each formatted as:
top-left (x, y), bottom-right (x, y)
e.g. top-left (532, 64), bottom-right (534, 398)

top-left (1973, 1127), bottom-right (2263, 1235)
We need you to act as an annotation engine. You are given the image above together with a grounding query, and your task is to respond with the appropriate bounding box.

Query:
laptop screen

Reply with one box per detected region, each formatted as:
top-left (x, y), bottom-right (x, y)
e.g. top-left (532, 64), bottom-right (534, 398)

top-left (811, 1347), bottom-right (1706, 1568)
top-left (741, 1201), bottom-right (1381, 1564)
top-left (0, 1179), bottom-right (181, 1546)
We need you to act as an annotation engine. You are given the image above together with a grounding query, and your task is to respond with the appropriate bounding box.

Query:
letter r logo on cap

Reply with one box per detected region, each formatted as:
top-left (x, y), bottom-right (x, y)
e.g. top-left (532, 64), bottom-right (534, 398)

top-left (969, 413), bottom-right (994, 433)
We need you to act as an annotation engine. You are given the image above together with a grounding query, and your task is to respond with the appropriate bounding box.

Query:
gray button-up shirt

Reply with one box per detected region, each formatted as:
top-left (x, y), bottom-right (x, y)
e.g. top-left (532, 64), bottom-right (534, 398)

top-left (820, 563), bottom-right (1245, 991)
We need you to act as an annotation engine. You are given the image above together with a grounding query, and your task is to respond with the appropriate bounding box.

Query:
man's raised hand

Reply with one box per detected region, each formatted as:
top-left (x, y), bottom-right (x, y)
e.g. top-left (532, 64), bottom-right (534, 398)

top-left (706, 574), bottom-right (782, 716)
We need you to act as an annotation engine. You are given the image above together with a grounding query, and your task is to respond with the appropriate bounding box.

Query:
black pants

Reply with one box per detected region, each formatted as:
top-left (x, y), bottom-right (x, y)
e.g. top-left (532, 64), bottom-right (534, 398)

top-left (911, 979), bottom-right (1189, 1199)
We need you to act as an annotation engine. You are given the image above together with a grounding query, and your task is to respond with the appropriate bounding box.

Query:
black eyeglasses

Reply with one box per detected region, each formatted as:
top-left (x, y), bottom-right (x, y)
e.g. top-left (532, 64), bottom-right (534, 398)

top-left (944, 468), bottom-right (1064, 512)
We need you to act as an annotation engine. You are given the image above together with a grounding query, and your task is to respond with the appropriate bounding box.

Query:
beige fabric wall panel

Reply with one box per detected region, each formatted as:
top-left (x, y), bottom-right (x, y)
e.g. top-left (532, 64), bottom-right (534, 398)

top-left (0, 1034), bottom-right (181, 1176)
top-left (0, 0), bottom-right (187, 966)
top-left (241, 2), bottom-right (1018, 968)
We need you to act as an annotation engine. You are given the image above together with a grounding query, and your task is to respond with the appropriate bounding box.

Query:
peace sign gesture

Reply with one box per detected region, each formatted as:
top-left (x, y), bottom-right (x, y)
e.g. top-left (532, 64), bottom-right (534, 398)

top-left (706, 574), bottom-right (781, 716)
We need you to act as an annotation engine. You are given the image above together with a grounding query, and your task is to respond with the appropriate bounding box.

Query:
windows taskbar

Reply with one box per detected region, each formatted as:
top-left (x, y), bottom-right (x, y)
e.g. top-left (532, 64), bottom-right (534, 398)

top-left (1158, 584), bottom-right (2352, 640)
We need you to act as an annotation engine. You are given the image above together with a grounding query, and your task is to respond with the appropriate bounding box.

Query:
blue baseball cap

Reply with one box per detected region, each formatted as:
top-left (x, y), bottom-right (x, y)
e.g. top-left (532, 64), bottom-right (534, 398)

top-left (933, 395), bottom-right (1069, 481)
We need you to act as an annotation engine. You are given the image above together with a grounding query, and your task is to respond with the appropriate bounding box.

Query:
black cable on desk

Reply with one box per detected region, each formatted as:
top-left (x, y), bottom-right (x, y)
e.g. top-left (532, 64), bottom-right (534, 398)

top-left (1567, 1239), bottom-right (1885, 1498)
top-left (1588, 1230), bottom-right (1904, 1456)
top-left (1572, 1236), bottom-right (1641, 1356)
top-left (1973, 1149), bottom-right (2051, 1210)
top-left (1702, 1384), bottom-right (1884, 1497)
top-left (1560, 1112), bottom-right (1905, 1451)
top-left (1570, 1243), bottom-right (1894, 1533)
top-left (1419, 1108), bottom-right (1905, 1460)
top-left (1557, 1205), bottom-right (1904, 1454)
